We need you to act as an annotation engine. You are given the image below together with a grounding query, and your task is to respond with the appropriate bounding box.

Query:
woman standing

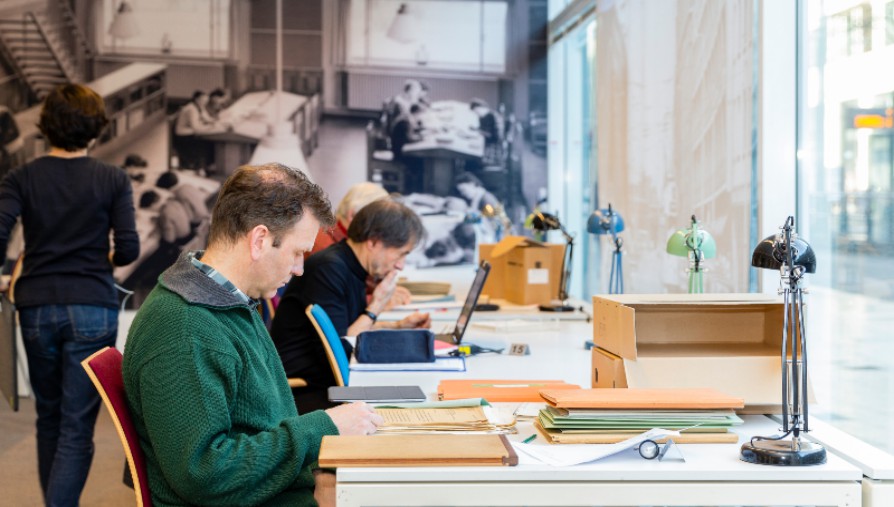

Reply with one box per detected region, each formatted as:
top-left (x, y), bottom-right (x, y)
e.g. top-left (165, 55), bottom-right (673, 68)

top-left (0, 84), bottom-right (139, 506)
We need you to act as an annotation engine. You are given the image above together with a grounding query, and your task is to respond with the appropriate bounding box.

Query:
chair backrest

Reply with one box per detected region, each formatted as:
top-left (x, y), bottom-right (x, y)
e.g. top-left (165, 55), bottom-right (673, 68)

top-left (305, 304), bottom-right (349, 386)
top-left (81, 347), bottom-right (152, 507)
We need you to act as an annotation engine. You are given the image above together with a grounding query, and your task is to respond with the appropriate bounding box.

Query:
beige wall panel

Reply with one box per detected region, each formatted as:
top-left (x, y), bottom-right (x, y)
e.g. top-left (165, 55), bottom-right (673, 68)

top-left (596, 0), bottom-right (754, 293)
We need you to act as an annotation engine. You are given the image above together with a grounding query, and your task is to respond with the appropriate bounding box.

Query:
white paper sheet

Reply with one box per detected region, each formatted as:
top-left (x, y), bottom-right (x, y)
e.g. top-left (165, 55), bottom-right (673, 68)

top-left (511, 428), bottom-right (680, 467)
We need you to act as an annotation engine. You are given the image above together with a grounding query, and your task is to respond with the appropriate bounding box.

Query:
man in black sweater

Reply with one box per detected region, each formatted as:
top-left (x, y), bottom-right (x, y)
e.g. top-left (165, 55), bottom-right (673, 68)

top-left (271, 199), bottom-right (430, 412)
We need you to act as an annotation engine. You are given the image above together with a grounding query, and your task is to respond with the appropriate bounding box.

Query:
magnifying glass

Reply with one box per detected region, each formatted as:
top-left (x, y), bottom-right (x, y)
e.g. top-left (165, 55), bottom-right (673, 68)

top-left (637, 438), bottom-right (682, 461)
top-left (638, 439), bottom-right (661, 460)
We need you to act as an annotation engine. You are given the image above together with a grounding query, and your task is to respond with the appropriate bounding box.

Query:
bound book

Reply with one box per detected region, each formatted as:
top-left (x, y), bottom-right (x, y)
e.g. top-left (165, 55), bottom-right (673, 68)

top-left (438, 379), bottom-right (581, 402)
top-left (318, 434), bottom-right (519, 467)
top-left (540, 388), bottom-right (745, 410)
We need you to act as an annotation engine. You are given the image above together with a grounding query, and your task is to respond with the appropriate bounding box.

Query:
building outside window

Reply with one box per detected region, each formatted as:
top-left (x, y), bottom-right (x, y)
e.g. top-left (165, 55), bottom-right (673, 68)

top-left (800, 0), bottom-right (894, 454)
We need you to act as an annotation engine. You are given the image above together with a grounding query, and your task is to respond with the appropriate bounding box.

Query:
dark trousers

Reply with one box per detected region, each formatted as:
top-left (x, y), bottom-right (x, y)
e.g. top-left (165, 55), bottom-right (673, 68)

top-left (19, 304), bottom-right (118, 507)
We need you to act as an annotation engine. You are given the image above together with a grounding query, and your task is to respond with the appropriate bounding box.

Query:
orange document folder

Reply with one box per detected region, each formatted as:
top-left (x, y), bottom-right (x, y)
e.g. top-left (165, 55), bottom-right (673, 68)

top-left (540, 388), bottom-right (745, 410)
top-left (438, 379), bottom-right (581, 402)
top-left (318, 434), bottom-right (518, 467)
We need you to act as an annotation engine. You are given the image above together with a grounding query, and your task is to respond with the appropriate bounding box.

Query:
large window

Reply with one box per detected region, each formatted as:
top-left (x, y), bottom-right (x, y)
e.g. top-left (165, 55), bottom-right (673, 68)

top-left (346, 0), bottom-right (507, 73)
top-left (546, 3), bottom-right (596, 299)
top-left (800, 0), bottom-right (894, 453)
top-left (100, 0), bottom-right (231, 58)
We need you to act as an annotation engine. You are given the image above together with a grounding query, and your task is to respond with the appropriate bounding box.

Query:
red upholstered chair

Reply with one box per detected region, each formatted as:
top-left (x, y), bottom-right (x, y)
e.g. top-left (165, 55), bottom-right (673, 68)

top-left (81, 347), bottom-right (152, 507)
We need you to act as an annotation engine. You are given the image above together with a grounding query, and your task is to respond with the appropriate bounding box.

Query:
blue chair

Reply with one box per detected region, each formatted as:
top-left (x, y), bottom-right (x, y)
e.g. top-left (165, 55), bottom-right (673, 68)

top-left (305, 304), bottom-right (350, 386)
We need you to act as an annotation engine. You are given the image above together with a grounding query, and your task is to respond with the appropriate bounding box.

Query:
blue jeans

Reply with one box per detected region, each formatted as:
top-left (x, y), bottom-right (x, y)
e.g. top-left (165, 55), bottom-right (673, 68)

top-left (20, 305), bottom-right (118, 507)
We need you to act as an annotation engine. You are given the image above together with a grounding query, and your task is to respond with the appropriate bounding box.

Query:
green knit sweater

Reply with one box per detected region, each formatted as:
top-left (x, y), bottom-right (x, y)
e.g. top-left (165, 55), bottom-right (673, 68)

top-left (123, 254), bottom-right (338, 506)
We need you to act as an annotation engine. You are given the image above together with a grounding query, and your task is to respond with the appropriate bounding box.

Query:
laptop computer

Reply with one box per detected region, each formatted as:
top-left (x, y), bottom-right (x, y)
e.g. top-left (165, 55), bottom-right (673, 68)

top-left (434, 260), bottom-right (491, 345)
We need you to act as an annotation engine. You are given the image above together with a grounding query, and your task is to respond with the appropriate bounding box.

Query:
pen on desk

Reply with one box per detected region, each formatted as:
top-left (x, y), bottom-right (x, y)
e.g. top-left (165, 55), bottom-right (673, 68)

top-left (522, 434), bottom-right (537, 444)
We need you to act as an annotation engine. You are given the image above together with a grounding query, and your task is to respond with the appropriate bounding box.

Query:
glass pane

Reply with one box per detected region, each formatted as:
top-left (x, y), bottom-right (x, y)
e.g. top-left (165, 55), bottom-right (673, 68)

top-left (887, 1), bottom-right (894, 45)
top-left (346, 0), bottom-right (507, 72)
top-left (101, 0), bottom-right (231, 58)
top-left (800, 0), bottom-right (894, 454)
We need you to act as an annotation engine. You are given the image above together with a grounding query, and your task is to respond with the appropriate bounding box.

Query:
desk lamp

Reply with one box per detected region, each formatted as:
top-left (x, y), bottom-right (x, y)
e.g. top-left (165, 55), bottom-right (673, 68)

top-left (666, 215), bottom-right (716, 293)
top-left (108, 1), bottom-right (139, 50)
top-left (481, 203), bottom-right (512, 241)
top-left (529, 211), bottom-right (575, 312)
top-left (587, 204), bottom-right (625, 294)
top-left (741, 216), bottom-right (826, 466)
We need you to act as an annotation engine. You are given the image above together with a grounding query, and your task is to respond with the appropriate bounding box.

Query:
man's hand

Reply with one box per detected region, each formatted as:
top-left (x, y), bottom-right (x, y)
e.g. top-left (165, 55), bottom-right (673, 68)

top-left (383, 286), bottom-right (412, 311)
top-left (368, 271), bottom-right (399, 314)
top-left (325, 402), bottom-right (384, 436)
top-left (398, 311), bottom-right (431, 329)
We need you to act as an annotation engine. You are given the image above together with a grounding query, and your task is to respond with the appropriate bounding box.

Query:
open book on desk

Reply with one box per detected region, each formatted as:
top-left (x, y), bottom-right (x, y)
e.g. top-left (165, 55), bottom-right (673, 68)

top-left (349, 355), bottom-right (466, 372)
top-left (374, 405), bottom-right (516, 434)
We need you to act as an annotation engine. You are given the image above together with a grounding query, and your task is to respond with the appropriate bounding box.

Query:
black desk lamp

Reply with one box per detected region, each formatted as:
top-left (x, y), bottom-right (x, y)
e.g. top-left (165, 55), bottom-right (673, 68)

top-left (741, 216), bottom-right (826, 466)
top-left (530, 211), bottom-right (575, 312)
top-left (587, 204), bottom-right (625, 294)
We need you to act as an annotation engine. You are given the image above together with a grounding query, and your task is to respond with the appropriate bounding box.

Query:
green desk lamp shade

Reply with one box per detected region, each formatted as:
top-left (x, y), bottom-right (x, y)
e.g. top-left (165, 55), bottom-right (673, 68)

top-left (740, 216), bottom-right (825, 467)
top-left (666, 215), bottom-right (716, 293)
top-left (666, 221), bottom-right (716, 259)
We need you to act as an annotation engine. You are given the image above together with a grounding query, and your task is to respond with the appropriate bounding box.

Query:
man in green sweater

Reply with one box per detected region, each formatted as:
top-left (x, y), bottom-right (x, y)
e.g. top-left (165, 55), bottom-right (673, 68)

top-left (123, 163), bottom-right (382, 506)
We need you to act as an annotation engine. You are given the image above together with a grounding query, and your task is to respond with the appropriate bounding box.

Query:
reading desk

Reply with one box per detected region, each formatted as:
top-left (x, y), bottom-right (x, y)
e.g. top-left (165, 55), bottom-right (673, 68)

top-left (344, 321), bottom-right (894, 507)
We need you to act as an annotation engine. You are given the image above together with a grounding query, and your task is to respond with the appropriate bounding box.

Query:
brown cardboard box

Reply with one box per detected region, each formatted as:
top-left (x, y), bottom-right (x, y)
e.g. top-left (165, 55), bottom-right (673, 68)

top-left (479, 237), bottom-right (564, 305)
top-left (591, 346), bottom-right (627, 388)
top-left (592, 293), bottom-right (795, 414)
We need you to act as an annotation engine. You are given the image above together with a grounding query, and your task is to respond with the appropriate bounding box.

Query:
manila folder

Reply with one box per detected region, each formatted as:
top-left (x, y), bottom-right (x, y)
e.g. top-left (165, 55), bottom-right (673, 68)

top-left (319, 434), bottom-right (518, 467)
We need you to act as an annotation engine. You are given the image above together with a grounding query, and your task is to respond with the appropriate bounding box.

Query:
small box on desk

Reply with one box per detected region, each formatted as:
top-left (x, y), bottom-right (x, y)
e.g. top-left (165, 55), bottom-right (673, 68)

top-left (591, 293), bottom-right (794, 414)
top-left (479, 236), bottom-right (564, 305)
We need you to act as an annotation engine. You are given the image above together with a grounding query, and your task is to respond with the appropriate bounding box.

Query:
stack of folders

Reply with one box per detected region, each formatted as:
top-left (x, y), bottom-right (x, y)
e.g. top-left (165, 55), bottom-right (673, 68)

top-left (374, 399), bottom-right (517, 435)
top-left (535, 388), bottom-right (745, 444)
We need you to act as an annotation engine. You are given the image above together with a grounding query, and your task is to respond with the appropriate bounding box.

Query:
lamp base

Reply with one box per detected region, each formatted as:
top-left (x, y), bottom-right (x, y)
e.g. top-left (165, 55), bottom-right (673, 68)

top-left (740, 438), bottom-right (826, 466)
top-left (538, 303), bottom-right (576, 312)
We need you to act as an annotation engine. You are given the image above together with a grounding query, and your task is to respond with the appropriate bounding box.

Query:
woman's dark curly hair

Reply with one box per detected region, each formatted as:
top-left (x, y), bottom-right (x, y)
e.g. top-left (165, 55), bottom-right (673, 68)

top-left (38, 84), bottom-right (109, 151)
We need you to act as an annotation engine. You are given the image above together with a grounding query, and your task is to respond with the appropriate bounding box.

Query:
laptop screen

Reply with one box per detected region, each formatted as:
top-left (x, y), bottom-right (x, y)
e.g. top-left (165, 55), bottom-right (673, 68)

top-left (451, 260), bottom-right (491, 344)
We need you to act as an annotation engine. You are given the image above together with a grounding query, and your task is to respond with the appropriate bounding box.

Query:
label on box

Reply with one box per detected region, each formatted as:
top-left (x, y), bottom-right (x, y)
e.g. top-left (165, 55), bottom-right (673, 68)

top-left (528, 268), bottom-right (549, 285)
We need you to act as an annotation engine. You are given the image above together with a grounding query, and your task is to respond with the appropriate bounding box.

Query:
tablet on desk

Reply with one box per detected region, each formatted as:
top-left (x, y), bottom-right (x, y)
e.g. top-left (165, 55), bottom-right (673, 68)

top-left (328, 386), bottom-right (427, 403)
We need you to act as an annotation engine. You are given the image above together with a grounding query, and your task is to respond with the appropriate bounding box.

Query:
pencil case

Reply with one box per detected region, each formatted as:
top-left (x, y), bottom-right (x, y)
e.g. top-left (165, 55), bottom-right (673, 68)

top-left (355, 329), bottom-right (436, 363)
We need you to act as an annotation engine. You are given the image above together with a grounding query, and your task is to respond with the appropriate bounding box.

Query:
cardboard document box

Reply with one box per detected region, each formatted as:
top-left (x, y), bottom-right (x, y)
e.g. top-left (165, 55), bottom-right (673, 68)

top-left (479, 236), bottom-right (564, 305)
top-left (592, 293), bottom-right (792, 414)
top-left (319, 434), bottom-right (518, 467)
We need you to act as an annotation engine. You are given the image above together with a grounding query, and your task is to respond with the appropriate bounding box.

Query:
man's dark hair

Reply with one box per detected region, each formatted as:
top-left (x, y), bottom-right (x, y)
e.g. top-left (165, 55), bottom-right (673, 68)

top-left (209, 88), bottom-right (226, 99)
top-left (455, 171), bottom-right (483, 187)
top-left (124, 153), bottom-right (147, 168)
top-left (38, 84), bottom-right (109, 151)
top-left (347, 199), bottom-right (425, 249)
top-left (452, 223), bottom-right (476, 249)
top-left (139, 190), bottom-right (160, 209)
top-left (155, 171), bottom-right (179, 189)
top-left (469, 98), bottom-right (489, 110)
top-left (209, 163), bottom-right (334, 247)
top-left (190, 90), bottom-right (206, 102)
